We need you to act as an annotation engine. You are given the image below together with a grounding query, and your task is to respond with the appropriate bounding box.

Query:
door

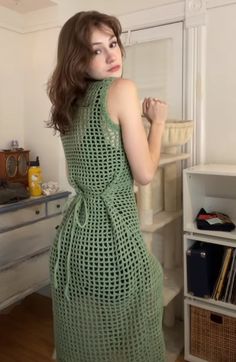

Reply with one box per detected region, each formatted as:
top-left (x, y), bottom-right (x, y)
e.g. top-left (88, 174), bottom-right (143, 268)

top-left (121, 22), bottom-right (183, 119)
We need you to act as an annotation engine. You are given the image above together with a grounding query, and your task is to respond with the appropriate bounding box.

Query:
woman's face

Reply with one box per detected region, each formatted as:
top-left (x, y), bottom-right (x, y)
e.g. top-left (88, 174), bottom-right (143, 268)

top-left (87, 25), bottom-right (123, 80)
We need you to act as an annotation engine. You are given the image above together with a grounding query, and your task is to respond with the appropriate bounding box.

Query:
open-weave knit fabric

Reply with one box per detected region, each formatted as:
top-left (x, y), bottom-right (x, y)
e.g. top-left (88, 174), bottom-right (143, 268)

top-left (50, 77), bottom-right (165, 362)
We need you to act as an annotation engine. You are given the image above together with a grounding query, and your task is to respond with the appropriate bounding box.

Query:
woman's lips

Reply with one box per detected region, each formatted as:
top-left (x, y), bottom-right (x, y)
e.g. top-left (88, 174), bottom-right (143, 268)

top-left (108, 65), bottom-right (120, 72)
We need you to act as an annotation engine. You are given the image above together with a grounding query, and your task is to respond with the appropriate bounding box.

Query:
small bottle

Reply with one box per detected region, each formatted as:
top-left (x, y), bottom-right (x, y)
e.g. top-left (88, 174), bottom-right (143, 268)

top-left (28, 156), bottom-right (43, 196)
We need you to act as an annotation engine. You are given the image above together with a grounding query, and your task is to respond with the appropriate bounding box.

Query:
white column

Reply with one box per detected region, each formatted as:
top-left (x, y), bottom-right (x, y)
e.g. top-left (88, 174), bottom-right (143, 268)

top-left (184, 0), bottom-right (207, 165)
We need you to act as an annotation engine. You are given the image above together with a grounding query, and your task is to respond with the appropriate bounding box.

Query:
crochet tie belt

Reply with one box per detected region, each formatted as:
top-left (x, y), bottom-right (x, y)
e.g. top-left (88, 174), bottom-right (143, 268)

top-left (53, 182), bottom-right (128, 301)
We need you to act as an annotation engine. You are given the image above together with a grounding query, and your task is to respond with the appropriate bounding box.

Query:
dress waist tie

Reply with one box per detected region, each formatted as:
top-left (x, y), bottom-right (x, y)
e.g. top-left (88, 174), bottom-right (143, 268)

top-left (53, 191), bottom-right (88, 301)
top-left (53, 174), bottom-right (130, 301)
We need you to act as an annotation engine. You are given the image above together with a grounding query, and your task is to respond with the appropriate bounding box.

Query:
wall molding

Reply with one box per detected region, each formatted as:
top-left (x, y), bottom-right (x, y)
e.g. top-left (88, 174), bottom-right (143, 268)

top-left (117, 0), bottom-right (236, 32)
top-left (1, 0), bottom-right (236, 33)
top-left (184, 26), bottom-right (207, 164)
top-left (185, 0), bottom-right (207, 28)
top-left (0, 4), bottom-right (59, 33)
top-left (0, 21), bottom-right (21, 33)
top-left (119, 2), bottom-right (185, 31)
top-left (207, 0), bottom-right (236, 8)
top-left (0, 21), bottom-right (60, 34)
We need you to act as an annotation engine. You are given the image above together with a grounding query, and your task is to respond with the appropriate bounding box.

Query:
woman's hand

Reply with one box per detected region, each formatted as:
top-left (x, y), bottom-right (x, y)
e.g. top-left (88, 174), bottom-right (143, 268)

top-left (142, 97), bottom-right (168, 125)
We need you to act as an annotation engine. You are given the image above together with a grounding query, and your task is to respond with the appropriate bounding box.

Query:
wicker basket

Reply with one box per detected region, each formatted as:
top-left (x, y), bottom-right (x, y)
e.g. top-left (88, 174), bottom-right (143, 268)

top-left (190, 305), bottom-right (236, 361)
top-left (162, 120), bottom-right (194, 147)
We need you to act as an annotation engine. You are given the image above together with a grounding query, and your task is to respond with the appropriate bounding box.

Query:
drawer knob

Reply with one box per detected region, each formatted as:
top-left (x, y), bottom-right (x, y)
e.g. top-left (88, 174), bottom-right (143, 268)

top-left (56, 204), bottom-right (61, 209)
top-left (35, 210), bottom-right (40, 215)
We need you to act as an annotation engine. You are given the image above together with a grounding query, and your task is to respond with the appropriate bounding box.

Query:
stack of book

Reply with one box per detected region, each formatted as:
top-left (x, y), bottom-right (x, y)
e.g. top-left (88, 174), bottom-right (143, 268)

top-left (212, 247), bottom-right (236, 304)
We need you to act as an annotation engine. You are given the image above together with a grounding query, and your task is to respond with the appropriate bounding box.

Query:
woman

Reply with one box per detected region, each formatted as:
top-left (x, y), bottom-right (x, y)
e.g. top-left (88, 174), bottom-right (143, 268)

top-left (47, 10), bottom-right (167, 362)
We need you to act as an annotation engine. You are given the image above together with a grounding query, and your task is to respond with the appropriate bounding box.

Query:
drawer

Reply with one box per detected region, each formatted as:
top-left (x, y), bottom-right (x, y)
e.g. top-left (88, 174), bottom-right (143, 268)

top-left (0, 215), bottom-right (62, 268)
top-left (47, 197), bottom-right (67, 216)
top-left (0, 250), bottom-right (50, 305)
top-left (0, 203), bottom-right (46, 230)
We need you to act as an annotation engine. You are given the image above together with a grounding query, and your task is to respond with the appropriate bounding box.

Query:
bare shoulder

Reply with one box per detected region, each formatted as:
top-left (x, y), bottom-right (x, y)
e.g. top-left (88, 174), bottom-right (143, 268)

top-left (107, 78), bottom-right (139, 122)
top-left (109, 78), bottom-right (138, 99)
top-left (107, 78), bottom-right (140, 125)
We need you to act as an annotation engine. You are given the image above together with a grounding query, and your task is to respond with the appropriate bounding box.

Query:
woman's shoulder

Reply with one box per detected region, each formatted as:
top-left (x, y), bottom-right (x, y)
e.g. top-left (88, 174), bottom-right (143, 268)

top-left (108, 77), bottom-right (138, 101)
top-left (110, 77), bottom-right (136, 89)
top-left (92, 77), bottom-right (137, 94)
top-left (106, 78), bottom-right (140, 125)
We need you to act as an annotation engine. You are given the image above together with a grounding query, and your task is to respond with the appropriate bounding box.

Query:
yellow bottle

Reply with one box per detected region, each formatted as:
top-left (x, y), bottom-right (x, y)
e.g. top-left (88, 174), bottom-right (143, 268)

top-left (28, 156), bottom-right (42, 196)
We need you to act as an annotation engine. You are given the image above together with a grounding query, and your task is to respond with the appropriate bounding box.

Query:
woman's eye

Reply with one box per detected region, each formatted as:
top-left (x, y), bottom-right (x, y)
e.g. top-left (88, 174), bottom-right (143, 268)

top-left (110, 41), bottom-right (117, 48)
top-left (94, 49), bottom-right (102, 55)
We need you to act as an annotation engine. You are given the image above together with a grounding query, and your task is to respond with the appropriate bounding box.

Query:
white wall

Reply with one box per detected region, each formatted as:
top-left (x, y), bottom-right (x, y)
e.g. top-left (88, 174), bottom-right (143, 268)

top-left (23, 28), bottom-right (61, 183)
top-left (58, 0), bottom-right (174, 23)
top-left (205, 4), bottom-right (236, 164)
top-left (0, 27), bottom-right (24, 149)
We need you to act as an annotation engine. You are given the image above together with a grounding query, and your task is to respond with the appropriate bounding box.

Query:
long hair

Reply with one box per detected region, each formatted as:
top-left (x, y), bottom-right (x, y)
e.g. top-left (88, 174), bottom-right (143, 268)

top-left (47, 11), bottom-right (124, 134)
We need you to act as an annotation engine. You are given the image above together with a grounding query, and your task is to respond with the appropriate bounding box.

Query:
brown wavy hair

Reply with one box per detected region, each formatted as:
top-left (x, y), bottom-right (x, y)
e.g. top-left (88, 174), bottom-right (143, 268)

top-left (47, 11), bottom-right (124, 134)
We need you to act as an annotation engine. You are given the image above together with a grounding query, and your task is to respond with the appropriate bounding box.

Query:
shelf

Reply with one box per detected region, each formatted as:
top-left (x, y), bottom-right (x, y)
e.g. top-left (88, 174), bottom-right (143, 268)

top-left (185, 163), bottom-right (236, 176)
top-left (141, 210), bottom-right (182, 233)
top-left (184, 231), bottom-right (236, 250)
top-left (163, 268), bottom-right (183, 307)
top-left (184, 294), bottom-right (236, 312)
top-left (183, 164), bottom-right (236, 362)
top-left (164, 319), bottom-right (184, 362)
top-left (185, 223), bottom-right (236, 241)
top-left (160, 152), bottom-right (190, 166)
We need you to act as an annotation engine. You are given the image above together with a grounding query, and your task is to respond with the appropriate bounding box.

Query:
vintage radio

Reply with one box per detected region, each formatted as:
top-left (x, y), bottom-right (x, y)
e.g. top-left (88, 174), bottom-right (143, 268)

top-left (0, 149), bottom-right (30, 185)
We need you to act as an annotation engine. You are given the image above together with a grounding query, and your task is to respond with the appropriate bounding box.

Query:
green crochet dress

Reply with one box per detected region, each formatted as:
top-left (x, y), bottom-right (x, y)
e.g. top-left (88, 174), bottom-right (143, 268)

top-left (50, 78), bottom-right (165, 362)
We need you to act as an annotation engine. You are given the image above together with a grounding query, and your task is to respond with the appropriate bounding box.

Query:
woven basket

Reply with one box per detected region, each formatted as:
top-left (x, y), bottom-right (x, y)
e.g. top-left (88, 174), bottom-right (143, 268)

top-left (162, 120), bottom-right (194, 147)
top-left (190, 305), bottom-right (236, 361)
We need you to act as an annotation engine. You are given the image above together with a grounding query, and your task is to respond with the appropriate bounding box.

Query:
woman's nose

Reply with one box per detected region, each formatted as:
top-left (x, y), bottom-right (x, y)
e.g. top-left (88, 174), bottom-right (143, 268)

top-left (106, 50), bottom-right (116, 64)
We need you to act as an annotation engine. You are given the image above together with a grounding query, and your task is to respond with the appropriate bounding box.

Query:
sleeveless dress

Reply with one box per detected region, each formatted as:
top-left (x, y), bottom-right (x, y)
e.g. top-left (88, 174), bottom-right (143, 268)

top-left (49, 78), bottom-right (165, 362)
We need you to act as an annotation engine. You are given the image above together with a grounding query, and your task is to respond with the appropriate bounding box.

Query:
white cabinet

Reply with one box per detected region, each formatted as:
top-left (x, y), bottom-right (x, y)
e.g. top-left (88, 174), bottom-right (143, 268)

top-left (0, 191), bottom-right (70, 311)
top-left (183, 164), bottom-right (236, 362)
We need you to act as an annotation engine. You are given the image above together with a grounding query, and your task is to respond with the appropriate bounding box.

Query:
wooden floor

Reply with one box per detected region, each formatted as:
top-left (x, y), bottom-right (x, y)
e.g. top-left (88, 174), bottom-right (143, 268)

top-left (0, 294), bottom-right (54, 362)
top-left (0, 293), bottom-right (186, 362)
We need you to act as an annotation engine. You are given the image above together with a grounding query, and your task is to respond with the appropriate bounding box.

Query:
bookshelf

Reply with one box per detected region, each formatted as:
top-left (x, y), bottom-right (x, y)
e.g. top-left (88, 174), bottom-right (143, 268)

top-left (183, 164), bottom-right (236, 362)
top-left (184, 234), bottom-right (236, 311)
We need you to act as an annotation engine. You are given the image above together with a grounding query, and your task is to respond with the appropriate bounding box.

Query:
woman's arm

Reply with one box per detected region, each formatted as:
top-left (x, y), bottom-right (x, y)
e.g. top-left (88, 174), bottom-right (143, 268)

top-left (107, 78), bottom-right (168, 185)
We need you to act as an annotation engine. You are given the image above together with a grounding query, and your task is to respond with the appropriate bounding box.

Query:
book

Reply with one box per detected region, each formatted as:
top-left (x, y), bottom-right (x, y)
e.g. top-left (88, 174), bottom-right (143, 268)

top-left (213, 247), bottom-right (233, 300)
top-left (231, 276), bottom-right (236, 304)
top-left (212, 247), bottom-right (226, 299)
top-left (223, 248), bottom-right (236, 302)
top-left (227, 254), bottom-right (236, 303)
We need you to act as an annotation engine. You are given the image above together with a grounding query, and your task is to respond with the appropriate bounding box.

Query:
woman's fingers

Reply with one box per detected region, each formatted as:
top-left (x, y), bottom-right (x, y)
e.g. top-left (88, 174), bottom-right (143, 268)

top-left (142, 97), bottom-right (168, 123)
top-left (142, 98), bottom-right (149, 113)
